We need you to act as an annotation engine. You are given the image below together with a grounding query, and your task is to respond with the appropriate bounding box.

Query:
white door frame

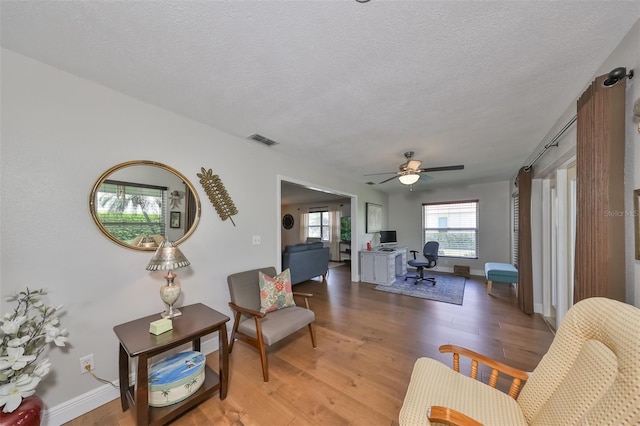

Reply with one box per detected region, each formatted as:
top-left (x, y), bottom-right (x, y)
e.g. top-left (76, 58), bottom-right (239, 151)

top-left (542, 158), bottom-right (576, 326)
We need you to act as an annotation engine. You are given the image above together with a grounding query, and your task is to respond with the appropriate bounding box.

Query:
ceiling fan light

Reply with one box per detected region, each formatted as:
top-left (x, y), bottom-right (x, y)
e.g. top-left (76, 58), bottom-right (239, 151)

top-left (399, 173), bottom-right (420, 185)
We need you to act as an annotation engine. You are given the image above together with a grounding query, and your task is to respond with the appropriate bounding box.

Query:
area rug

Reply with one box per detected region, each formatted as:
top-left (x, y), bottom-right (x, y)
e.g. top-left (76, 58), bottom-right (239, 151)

top-left (374, 272), bottom-right (466, 305)
top-left (328, 261), bottom-right (346, 269)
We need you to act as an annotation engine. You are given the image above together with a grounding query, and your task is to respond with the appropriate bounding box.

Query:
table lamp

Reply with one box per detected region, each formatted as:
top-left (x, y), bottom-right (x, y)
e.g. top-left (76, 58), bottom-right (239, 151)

top-left (146, 240), bottom-right (190, 318)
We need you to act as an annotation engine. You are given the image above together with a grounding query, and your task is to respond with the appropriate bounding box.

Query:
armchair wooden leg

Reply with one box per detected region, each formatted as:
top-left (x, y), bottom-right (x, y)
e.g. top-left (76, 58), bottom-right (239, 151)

top-left (259, 343), bottom-right (269, 382)
top-left (229, 333), bottom-right (235, 353)
top-left (229, 311), bottom-right (242, 353)
top-left (308, 323), bottom-right (317, 348)
top-left (255, 318), bottom-right (269, 382)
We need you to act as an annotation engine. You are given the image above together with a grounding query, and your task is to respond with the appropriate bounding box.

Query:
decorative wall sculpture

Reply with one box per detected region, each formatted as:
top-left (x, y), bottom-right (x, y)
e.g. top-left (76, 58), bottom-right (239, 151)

top-left (197, 167), bottom-right (238, 226)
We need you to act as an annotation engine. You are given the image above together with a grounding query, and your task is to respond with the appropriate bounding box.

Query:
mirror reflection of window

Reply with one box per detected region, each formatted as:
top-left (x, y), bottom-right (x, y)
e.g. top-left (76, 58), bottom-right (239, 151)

top-left (97, 180), bottom-right (167, 244)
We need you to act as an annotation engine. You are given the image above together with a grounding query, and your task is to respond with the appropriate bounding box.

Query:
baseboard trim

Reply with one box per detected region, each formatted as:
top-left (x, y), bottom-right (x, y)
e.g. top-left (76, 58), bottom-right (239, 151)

top-left (42, 336), bottom-right (220, 425)
top-left (43, 380), bottom-right (120, 426)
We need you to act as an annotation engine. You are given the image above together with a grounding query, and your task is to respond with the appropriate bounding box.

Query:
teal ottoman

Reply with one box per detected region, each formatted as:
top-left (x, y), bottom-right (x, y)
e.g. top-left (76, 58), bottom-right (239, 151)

top-left (484, 262), bottom-right (518, 295)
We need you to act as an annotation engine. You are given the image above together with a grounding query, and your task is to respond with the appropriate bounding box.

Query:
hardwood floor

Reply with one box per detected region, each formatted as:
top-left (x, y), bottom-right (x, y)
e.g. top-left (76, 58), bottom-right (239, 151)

top-left (64, 266), bottom-right (554, 426)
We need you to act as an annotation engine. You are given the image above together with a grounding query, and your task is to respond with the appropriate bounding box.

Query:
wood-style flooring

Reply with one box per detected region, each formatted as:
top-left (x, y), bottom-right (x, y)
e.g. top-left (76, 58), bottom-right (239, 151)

top-left (64, 266), bottom-right (554, 426)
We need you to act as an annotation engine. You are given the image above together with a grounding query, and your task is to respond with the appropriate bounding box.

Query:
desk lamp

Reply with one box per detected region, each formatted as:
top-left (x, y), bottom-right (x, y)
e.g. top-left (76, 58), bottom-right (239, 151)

top-left (146, 240), bottom-right (190, 318)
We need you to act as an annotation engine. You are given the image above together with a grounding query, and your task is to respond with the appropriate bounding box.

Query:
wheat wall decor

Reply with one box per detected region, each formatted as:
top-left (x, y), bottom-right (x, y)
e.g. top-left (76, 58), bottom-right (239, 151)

top-left (196, 167), bottom-right (238, 226)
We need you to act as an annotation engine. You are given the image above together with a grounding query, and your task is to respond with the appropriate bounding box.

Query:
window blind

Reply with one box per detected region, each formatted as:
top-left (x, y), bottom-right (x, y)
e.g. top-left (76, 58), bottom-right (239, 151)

top-left (423, 200), bottom-right (479, 258)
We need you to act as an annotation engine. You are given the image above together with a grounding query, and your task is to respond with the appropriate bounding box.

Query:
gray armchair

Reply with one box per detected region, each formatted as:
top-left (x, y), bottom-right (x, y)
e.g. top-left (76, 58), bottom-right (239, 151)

top-left (227, 267), bottom-right (317, 382)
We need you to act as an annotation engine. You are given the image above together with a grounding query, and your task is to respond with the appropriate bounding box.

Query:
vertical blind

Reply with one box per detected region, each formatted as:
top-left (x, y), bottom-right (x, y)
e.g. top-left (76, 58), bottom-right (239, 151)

top-left (512, 193), bottom-right (519, 267)
top-left (422, 200), bottom-right (479, 258)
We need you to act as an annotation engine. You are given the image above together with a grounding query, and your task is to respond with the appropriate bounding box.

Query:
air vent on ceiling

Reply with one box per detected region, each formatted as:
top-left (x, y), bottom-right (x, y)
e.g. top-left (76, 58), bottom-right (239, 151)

top-left (366, 182), bottom-right (376, 185)
top-left (247, 133), bottom-right (279, 146)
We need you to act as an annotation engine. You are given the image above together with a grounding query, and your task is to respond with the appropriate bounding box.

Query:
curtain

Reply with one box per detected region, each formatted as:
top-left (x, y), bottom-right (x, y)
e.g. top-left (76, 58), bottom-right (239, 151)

top-left (299, 212), bottom-right (309, 242)
top-left (517, 167), bottom-right (534, 314)
top-left (574, 73), bottom-right (626, 303)
top-left (329, 209), bottom-right (341, 261)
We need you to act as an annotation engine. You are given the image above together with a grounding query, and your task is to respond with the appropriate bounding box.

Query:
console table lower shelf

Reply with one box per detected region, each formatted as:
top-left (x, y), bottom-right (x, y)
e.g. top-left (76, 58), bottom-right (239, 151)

top-left (121, 366), bottom-right (221, 426)
top-left (113, 303), bottom-right (230, 426)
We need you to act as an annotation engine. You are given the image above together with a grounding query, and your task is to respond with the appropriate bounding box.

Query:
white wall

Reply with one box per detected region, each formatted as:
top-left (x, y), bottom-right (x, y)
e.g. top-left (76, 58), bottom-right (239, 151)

top-left (388, 180), bottom-right (511, 277)
top-left (0, 49), bottom-right (387, 421)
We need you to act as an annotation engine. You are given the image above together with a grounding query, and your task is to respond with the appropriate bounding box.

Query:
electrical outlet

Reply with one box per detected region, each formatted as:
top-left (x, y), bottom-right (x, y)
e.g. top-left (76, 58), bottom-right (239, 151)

top-left (80, 354), bottom-right (94, 374)
top-left (252, 235), bottom-right (261, 245)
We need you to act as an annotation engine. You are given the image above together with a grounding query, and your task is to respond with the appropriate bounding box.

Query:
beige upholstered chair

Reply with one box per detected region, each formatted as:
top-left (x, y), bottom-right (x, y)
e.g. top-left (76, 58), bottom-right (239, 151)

top-left (227, 267), bottom-right (317, 382)
top-left (400, 297), bottom-right (640, 425)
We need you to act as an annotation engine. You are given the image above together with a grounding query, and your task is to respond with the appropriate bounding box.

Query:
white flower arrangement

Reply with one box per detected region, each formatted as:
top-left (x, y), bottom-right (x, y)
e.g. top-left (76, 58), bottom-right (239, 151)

top-left (0, 288), bottom-right (68, 413)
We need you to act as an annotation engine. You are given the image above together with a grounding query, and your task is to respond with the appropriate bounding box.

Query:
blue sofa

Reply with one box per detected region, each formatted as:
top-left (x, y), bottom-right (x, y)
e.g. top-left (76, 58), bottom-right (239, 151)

top-left (282, 242), bottom-right (330, 285)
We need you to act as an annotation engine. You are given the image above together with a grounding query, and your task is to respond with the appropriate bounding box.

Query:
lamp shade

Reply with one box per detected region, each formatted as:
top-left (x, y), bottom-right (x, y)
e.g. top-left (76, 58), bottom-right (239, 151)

top-left (399, 173), bottom-right (420, 185)
top-left (146, 240), bottom-right (190, 271)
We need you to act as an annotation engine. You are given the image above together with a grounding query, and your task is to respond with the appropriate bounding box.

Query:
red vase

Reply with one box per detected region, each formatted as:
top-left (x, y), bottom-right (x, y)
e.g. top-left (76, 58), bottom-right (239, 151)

top-left (0, 396), bottom-right (43, 426)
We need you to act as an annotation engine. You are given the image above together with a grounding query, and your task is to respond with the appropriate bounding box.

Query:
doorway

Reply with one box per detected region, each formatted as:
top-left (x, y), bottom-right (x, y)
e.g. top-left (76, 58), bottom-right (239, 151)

top-left (542, 160), bottom-right (576, 329)
top-left (278, 177), bottom-right (359, 283)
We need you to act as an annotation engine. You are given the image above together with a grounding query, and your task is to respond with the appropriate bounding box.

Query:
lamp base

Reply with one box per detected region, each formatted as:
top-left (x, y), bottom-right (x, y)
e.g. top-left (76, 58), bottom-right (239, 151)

top-left (159, 275), bottom-right (182, 319)
top-left (161, 306), bottom-right (182, 319)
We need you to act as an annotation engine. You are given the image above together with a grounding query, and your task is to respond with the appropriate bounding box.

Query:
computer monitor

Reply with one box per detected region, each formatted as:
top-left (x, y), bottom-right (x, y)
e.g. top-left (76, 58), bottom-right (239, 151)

top-left (379, 230), bottom-right (397, 245)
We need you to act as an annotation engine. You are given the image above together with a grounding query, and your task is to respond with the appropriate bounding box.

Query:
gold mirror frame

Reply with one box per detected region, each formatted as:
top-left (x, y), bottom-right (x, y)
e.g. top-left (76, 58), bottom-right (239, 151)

top-left (89, 160), bottom-right (201, 251)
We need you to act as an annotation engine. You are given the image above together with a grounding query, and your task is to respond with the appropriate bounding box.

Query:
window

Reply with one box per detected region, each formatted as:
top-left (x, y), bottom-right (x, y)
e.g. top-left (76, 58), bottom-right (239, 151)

top-left (423, 200), bottom-right (479, 258)
top-left (307, 211), bottom-right (329, 241)
top-left (95, 180), bottom-right (167, 242)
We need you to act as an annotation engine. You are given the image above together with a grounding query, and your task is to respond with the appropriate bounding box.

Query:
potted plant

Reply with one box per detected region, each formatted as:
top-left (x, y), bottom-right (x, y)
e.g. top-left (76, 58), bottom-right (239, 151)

top-left (0, 288), bottom-right (68, 423)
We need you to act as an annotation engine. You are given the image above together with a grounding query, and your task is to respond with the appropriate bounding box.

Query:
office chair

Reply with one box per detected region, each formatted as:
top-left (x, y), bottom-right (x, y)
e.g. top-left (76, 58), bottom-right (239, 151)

top-left (405, 241), bottom-right (439, 285)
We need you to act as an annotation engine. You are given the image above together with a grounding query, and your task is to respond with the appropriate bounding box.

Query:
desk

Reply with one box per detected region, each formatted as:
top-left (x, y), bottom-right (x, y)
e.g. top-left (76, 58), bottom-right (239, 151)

top-left (360, 247), bottom-right (407, 285)
top-left (113, 303), bottom-right (230, 426)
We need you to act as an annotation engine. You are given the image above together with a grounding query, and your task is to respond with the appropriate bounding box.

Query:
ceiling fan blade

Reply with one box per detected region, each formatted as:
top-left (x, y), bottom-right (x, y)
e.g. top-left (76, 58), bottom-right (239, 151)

top-left (378, 175), bottom-right (399, 184)
top-left (364, 171), bottom-right (397, 176)
top-left (418, 174), bottom-right (433, 182)
top-left (420, 165), bottom-right (465, 172)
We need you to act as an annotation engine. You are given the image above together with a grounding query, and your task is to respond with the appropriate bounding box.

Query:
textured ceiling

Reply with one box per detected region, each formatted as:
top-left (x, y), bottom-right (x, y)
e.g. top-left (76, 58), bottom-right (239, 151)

top-left (2, 1), bottom-right (639, 197)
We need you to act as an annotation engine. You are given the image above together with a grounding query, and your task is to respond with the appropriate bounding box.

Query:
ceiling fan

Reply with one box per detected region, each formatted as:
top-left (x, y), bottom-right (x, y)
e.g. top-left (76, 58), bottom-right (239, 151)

top-left (365, 151), bottom-right (464, 185)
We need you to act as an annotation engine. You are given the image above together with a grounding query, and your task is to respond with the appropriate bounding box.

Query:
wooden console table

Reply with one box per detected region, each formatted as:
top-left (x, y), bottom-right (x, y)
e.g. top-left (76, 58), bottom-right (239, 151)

top-left (113, 303), bottom-right (230, 425)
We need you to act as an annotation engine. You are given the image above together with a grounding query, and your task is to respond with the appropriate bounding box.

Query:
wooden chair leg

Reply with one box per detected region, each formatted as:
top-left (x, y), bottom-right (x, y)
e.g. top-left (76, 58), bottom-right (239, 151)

top-left (229, 332), bottom-right (236, 353)
top-left (258, 342), bottom-right (269, 382)
top-left (308, 323), bottom-right (317, 348)
top-left (254, 318), bottom-right (269, 382)
top-left (229, 311), bottom-right (242, 353)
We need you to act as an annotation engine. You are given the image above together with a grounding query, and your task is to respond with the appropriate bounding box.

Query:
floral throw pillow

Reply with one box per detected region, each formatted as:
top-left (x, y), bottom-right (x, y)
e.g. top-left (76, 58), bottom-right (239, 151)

top-left (258, 268), bottom-right (296, 314)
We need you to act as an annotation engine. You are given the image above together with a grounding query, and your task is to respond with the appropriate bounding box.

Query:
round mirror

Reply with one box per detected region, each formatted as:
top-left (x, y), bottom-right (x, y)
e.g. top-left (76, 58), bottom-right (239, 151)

top-left (89, 160), bottom-right (201, 251)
